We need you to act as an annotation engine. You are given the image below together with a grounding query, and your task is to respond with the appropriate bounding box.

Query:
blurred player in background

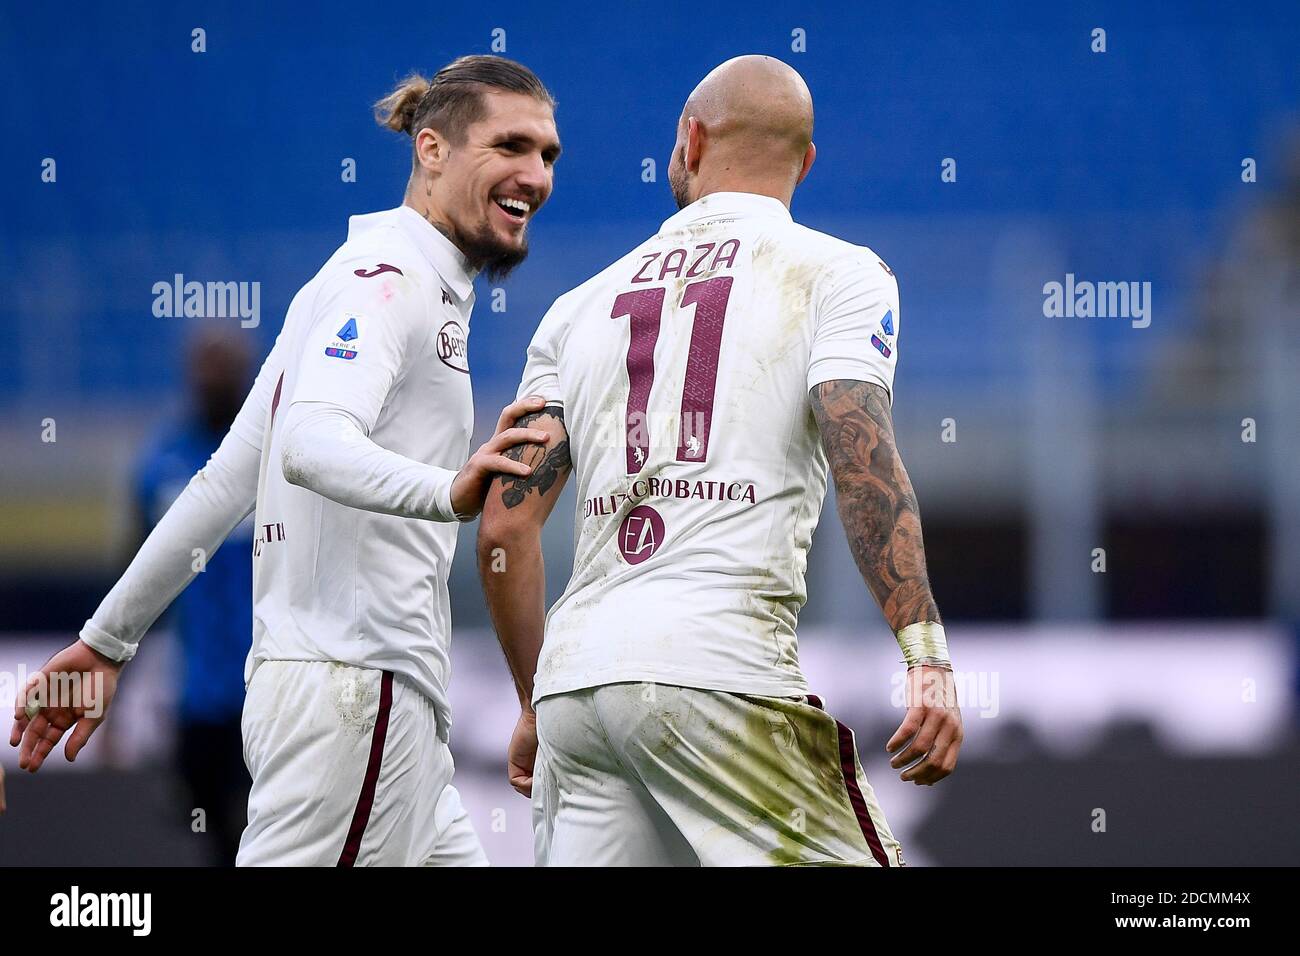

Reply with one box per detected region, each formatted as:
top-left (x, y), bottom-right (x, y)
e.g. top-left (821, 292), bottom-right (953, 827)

top-left (479, 55), bottom-right (963, 866)
top-left (133, 326), bottom-right (255, 865)
top-left (12, 55), bottom-right (558, 867)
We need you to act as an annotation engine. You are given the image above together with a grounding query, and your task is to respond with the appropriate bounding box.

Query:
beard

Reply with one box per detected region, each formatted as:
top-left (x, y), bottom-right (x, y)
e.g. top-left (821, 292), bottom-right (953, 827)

top-left (451, 217), bottom-right (530, 283)
top-left (669, 160), bottom-right (692, 210)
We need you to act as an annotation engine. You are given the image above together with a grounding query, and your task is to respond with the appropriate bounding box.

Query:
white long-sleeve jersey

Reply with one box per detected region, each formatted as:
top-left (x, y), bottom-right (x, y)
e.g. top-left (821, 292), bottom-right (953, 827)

top-left (81, 206), bottom-right (476, 739)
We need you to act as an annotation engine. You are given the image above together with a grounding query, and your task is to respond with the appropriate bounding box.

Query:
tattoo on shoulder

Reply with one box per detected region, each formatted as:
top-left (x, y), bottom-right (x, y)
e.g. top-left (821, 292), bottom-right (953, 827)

top-left (498, 405), bottom-right (571, 509)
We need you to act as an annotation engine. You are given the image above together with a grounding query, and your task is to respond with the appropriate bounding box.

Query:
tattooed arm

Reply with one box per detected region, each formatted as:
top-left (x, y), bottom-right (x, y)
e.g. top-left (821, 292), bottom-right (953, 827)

top-left (476, 405), bottom-right (572, 796)
top-left (810, 379), bottom-right (962, 786)
top-left (809, 380), bottom-right (940, 631)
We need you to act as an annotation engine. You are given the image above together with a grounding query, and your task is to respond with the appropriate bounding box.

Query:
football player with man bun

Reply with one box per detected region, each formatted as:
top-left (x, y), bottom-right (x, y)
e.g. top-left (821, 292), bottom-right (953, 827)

top-left (13, 55), bottom-right (560, 867)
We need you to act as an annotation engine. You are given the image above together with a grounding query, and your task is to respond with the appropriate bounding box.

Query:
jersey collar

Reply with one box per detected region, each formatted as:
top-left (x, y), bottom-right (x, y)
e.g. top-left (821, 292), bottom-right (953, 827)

top-left (394, 205), bottom-right (477, 302)
top-left (348, 206), bottom-right (477, 302)
top-left (659, 191), bottom-right (792, 234)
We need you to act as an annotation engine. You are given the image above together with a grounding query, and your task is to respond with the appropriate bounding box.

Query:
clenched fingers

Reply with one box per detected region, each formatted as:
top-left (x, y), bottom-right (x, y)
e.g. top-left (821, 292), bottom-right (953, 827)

top-left (888, 707), bottom-right (943, 770)
top-left (891, 708), bottom-right (963, 785)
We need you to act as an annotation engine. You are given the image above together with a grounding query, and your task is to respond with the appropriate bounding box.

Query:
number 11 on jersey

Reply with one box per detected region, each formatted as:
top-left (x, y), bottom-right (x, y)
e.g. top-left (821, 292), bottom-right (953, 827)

top-left (611, 276), bottom-right (734, 475)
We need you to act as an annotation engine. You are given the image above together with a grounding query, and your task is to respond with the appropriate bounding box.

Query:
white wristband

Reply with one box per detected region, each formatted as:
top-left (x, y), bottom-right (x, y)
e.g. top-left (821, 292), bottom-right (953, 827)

top-left (894, 621), bottom-right (950, 668)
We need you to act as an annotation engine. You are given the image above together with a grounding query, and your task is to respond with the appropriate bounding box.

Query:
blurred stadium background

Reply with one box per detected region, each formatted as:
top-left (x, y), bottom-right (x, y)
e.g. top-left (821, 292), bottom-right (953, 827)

top-left (2, 2), bottom-right (1297, 865)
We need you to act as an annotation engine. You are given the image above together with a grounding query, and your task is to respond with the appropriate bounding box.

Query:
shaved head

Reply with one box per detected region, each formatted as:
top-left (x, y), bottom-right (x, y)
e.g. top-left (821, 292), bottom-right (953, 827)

top-left (668, 55), bottom-right (815, 209)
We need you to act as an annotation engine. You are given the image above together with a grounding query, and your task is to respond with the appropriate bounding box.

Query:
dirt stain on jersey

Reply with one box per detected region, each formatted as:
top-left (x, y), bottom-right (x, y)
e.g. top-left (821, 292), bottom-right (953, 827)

top-left (328, 662), bottom-right (376, 736)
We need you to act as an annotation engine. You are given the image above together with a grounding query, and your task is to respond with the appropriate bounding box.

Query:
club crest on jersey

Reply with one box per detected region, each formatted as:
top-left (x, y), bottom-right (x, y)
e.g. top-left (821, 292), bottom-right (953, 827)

top-left (325, 315), bottom-right (361, 360)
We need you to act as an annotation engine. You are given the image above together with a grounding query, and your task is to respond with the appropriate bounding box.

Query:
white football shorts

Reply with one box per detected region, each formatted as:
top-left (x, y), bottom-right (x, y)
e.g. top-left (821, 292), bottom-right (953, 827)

top-left (533, 682), bottom-right (904, 867)
top-left (237, 659), bottom-right (486, 866)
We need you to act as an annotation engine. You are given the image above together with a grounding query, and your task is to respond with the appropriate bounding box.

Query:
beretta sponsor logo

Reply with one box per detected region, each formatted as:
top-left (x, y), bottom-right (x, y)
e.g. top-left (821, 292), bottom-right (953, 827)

top-left (437, 320), bottom-right (469, 373)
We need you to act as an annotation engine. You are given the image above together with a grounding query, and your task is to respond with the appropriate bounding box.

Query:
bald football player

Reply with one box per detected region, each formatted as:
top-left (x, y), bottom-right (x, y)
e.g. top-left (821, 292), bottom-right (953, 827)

top-left (478, 55), bottom-right (963, 866)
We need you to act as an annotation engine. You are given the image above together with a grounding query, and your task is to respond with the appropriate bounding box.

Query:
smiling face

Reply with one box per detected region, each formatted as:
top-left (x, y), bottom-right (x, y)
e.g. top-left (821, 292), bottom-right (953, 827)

top-left (419, 90), bottom-right (560, 281)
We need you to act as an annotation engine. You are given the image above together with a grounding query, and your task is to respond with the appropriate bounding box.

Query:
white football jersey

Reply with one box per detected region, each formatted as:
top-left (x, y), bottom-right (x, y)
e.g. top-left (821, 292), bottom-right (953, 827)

top-left (249, 206), bottom-right (475, 737)
top-left (518, 192), bottom-right (900, 702)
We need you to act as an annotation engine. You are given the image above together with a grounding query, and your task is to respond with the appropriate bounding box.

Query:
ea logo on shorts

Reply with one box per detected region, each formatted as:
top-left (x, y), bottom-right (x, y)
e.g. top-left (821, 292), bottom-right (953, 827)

top-left (437, 320), bottom-right (469, 373)
top-left (618, 505), bottom-right (664, 565)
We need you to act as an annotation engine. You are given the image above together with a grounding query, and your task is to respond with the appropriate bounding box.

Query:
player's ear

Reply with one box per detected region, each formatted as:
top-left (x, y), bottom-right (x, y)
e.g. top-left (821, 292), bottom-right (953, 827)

top-left (685, 116), bottom-right (704, 174)
top-left (414, 127), bottom-right (450, 176)
top-left (796, 141), bottom-right (816, 186)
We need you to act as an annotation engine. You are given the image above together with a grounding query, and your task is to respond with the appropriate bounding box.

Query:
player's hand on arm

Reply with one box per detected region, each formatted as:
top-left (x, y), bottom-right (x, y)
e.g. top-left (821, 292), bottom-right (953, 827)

top-left (476, 403), bottom-right (571, 797)
top-left (810, 379), bottom-right (963, 785)
top-left (279, 394), bottom-right (551, 523)
top-left (449, 396), bottom-right (552, 519)
top-left (9, 639), bottom-right (123, 773)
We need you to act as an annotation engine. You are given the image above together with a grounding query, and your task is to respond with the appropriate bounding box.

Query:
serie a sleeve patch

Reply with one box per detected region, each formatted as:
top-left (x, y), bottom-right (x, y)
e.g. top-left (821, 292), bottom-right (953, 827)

top-left (871, 309), bottom-right (895, 358)
top-left (325, 315), bottom-right (361, 360)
